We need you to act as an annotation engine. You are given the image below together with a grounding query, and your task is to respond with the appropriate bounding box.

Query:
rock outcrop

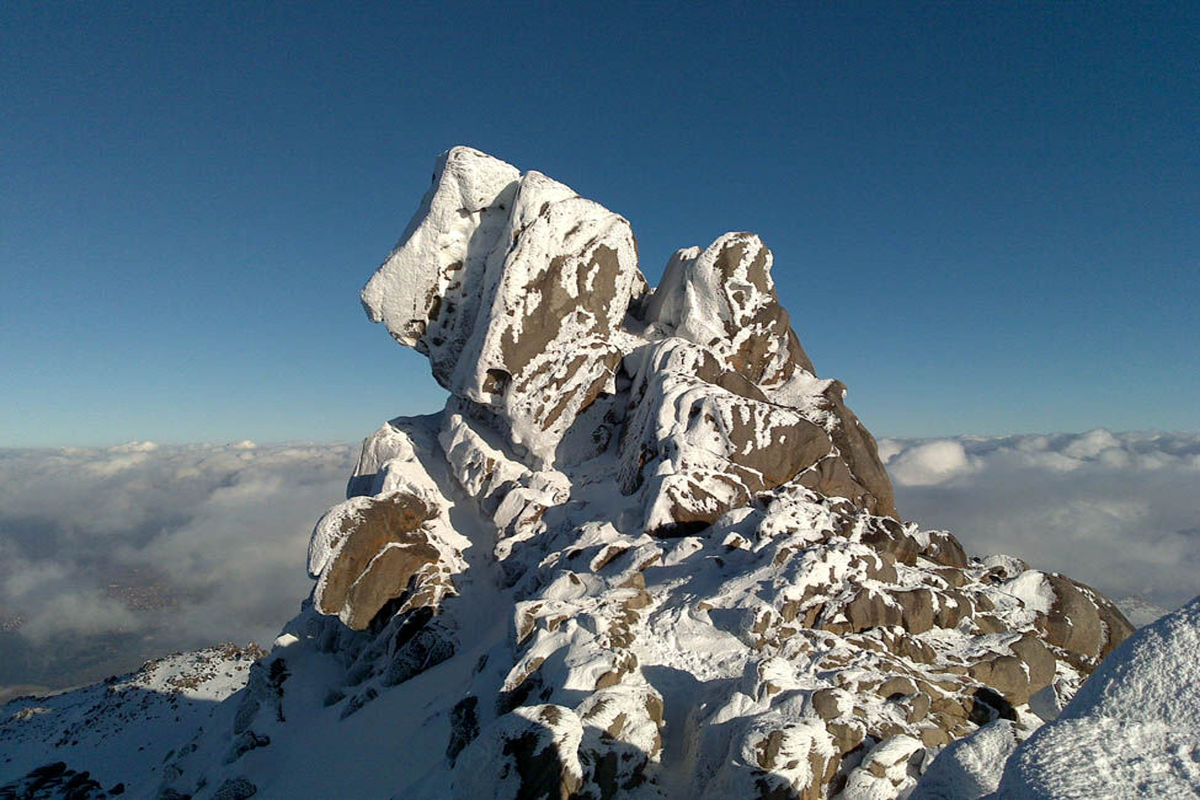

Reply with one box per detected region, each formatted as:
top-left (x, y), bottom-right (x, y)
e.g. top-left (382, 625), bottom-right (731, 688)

top-left (141, 147), bottom-right (1133, 800)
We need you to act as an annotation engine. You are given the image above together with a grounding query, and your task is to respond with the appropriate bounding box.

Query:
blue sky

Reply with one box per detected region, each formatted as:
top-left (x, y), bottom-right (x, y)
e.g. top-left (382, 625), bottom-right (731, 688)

top-left (3, 2), bottom-right (1196, 447)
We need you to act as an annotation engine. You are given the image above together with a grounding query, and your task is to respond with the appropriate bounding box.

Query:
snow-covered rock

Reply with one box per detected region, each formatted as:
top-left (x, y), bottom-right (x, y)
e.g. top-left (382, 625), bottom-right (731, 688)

top-left (987, 595), bottom-right (1200, 799)
top-left (0, 148), bottom-right (1141, 800)
top-left (910, 720), bottom-right (1020, 800)
top-left (363, 147), bottom-right (643, 467)
top-left (0, 644), bottom-right (264, 799)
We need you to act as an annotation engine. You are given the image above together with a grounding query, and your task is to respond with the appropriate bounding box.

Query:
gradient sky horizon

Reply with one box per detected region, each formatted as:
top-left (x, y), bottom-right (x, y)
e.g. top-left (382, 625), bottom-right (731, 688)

top-left (3, 2), bottom-right (1197, 448)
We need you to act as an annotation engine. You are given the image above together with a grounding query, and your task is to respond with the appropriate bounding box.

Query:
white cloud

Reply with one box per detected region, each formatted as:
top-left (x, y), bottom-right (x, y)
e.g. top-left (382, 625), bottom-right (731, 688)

top-left (0, 441), bottom-right (356, 689)
top-left (886, 439), bottom-right (976, 486)
top-left (880, 430), bottom-right (1200, 612)
top-left (1, 429), bottom-right (1197, 690)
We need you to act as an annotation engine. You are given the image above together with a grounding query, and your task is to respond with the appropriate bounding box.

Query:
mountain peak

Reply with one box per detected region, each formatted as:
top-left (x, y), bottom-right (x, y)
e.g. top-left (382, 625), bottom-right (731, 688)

top-left (1, 149), bottom-right (1137, 800)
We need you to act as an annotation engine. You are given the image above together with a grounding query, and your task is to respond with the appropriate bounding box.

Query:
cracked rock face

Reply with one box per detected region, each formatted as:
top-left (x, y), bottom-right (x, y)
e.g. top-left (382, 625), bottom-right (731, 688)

top-left (153, 147), bottom-right (1134, 800)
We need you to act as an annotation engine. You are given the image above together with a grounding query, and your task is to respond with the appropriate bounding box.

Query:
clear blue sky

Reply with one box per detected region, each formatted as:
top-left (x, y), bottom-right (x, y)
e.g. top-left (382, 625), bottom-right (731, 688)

top-left (3, 2), bottom-right (1196, 447)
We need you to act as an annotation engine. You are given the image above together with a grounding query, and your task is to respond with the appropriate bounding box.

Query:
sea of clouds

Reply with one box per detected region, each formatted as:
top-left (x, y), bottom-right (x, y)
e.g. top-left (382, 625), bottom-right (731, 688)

top-left (0, 440), bottom-right (357, 693)
top-left (880, 429), bottom-right (1200, 615)
top-left (0, 429), bottom-right (1197, 693)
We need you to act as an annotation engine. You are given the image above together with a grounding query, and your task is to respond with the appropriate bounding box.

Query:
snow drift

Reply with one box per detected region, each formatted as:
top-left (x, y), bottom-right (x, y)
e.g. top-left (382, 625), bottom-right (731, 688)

top-left (988, 594), bottom-right (1200, 799)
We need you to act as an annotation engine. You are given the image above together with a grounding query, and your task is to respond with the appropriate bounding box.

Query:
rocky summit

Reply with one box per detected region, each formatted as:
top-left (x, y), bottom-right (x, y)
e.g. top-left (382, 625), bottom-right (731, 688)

top-left (1, 148), bottom-right (1137, 800)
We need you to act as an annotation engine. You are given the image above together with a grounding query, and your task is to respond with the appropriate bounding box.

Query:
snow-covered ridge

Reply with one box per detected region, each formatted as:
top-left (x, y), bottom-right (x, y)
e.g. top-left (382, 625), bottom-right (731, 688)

top-left (0, 645), bottom-right (263, 799)
top-left (0, 148), bottom-right (1142, 800)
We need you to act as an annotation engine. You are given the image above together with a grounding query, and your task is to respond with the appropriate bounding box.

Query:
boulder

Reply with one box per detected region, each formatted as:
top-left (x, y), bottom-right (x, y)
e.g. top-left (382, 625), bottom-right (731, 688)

top-left (1039, 573), bottom-right (1134, 668)
top-left (311, 493), bottom-right (445, 630)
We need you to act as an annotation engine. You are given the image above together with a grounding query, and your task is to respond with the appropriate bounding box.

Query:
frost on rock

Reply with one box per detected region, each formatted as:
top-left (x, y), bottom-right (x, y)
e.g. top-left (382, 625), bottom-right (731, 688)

top-left (309, 421), bottom-right (468, 630)
top-left (7, 148), bottom-right (1141, 800)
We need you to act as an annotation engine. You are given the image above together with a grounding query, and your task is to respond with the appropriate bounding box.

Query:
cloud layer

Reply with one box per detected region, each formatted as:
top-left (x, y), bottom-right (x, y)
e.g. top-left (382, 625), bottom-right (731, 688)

top-left (880, 430), bottom-right (1200, 613)
top-left (1, 429), bottom-right (1196, 691)
top-left (0, 441), bottom-right (356, 690)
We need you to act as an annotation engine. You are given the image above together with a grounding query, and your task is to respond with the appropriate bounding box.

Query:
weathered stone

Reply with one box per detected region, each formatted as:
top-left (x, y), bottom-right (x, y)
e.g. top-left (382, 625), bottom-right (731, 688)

top-left (880, 630), bottom-right (938, 665)
top-left (1010, 633), bottom-right (1057, 694)
top-left (314, 493), bottom-right (442, 631)
top-left (933, 566), bottom-right (968, 588)
top-left (819, 381), bottom-right (898, 519)
top-left (905, 692), bottom-right (932, 724)
top-left (933, 590), bottom-right (973, 629)
top-left (967, 635), bottom-right (1055, 707)
top-left (812, 687), bottom-right (848, 720)
top-left (797, 456), bottom-right (874, 516)
top-left (922, 530), bottom-right (969, 568)
top-left (1039, 573), bottom-right (1134, 668)
top-left (843, 589), bottom-right (903, 632)
top-left (361, 146), bottom-right (520, 380)
top-left (877, 676), bottom-right (919, 699)
top-left (892, 589), bottom-right (935, 634)
top-left (858, 517), bottom-right (922, 565)
top-left (364, 150), bottom-right (646, 467)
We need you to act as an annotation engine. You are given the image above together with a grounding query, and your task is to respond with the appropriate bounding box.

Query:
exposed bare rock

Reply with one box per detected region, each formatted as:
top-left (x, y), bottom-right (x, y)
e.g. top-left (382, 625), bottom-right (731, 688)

top-left (1038, 573), bottom-right (1135, 669)
top-left (311, 493), bottom-right (442, 630)
top-left (818, 380), bottom-right (898, 519)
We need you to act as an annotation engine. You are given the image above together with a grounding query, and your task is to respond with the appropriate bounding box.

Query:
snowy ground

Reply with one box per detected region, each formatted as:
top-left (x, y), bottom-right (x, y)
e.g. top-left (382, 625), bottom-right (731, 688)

top-left (0, 644), bottom-right (263, 798)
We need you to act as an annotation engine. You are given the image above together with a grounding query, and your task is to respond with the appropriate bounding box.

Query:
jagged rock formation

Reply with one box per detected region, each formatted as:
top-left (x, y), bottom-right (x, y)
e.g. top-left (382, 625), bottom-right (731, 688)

top-left (209, 147), bottom-right (1132, 799)
top-left (1, 148), bottom-right (1136, 800)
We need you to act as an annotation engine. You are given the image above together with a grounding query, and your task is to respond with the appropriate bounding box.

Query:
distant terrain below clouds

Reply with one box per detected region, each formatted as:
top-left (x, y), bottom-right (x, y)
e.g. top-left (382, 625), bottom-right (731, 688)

top-left (0, 440), bottom-right (356, 694)
top-left (0, 429), bottom-right (1197, 693)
